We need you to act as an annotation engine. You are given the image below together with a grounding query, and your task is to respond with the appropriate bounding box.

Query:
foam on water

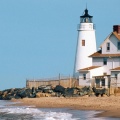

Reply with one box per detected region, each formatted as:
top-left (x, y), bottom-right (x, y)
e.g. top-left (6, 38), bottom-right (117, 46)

top-left (0, 106), bottom-right (79, 120)
top-left (0, 100), bottom-right (119, 120)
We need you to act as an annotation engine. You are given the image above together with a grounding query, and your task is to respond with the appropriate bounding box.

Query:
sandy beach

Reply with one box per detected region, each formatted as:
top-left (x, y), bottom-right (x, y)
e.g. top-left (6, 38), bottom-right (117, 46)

top-left (12, 95), bottom-right (120, 118)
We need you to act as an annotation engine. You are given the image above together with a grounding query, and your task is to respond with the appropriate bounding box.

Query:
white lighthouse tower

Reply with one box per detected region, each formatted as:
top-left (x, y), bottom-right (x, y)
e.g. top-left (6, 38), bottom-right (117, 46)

top-left (74, 8), bottom-right (97, 77)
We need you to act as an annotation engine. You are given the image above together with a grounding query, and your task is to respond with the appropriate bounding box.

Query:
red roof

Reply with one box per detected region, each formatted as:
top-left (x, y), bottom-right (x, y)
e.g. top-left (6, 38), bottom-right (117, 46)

top-left (89, 50), bottom-right (120, 57)
top-left (79, 66), bottom-right (101, 71)
top-left (113, 32), bottom-right (120, 40)
top-left (111, 67), bottom-right (120, 71)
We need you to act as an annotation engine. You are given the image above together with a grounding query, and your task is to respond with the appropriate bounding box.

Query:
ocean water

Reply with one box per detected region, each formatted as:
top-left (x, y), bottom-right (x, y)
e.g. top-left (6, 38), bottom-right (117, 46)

top-left (0, 100), bottom-right (119, 120)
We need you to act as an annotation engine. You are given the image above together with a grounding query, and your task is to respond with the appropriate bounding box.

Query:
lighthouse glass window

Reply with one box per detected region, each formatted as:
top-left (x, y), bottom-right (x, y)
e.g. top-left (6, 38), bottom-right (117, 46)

top-left (82, 40), bottom-right (85, 46)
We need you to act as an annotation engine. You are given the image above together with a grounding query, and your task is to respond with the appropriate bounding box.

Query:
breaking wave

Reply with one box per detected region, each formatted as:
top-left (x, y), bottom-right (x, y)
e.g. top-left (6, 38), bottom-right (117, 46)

top-left (0, 103), bottom-right (79, 120)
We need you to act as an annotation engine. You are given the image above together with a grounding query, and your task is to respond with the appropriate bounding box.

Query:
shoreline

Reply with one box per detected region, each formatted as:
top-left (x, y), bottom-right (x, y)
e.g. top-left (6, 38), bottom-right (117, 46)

top-left (11, 96), bottom-right (120, 118)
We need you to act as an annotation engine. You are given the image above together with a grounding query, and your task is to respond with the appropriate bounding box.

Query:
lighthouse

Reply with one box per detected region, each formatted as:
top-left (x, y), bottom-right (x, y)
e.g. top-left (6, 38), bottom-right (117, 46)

top-left (74, 8), bottom-right (97, 77)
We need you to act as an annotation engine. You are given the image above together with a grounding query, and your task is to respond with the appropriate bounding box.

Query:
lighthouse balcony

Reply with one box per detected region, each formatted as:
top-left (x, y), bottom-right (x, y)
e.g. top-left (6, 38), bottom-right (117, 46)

top-left (77, 24), bottom-right (96, 31)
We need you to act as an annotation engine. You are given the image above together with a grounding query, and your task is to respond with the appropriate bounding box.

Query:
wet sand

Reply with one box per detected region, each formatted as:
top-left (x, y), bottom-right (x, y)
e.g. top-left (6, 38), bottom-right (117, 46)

top-left (12, 96), bottom-right (120, 118)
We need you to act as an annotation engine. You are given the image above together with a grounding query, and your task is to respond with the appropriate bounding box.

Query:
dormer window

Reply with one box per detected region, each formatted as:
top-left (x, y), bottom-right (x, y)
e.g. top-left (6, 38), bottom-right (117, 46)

top-left (106, 42), bottom-right (110, 51)
top-left (117, 42), bottom-right (120, 50)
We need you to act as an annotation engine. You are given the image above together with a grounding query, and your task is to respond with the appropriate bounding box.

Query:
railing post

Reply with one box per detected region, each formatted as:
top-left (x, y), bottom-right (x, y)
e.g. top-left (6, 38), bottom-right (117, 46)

top-left (59, 73), bottom-right (60, 85)
top-left (69, 75), bottom-right (71, 88)
top-left (26, 79), bottom-right (29, 88)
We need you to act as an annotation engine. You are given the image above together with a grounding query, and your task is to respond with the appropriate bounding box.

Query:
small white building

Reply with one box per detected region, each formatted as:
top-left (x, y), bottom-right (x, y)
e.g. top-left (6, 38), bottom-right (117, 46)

top-left (78, 25), bottom-right (120, 88)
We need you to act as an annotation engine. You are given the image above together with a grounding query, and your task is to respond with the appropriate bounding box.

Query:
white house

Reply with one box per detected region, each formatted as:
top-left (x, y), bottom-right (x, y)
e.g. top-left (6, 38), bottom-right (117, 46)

top-left (78, 25), bottom-right (120, 88)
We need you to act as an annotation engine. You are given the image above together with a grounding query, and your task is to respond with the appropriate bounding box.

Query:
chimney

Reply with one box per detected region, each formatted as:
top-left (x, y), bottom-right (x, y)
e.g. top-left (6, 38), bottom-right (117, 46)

top-left (113, 25), bottom-right (120, 35)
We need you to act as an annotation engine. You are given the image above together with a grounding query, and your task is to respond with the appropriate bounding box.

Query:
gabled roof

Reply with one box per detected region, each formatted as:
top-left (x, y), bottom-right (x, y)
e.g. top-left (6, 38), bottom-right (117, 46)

top-left (100, 32), bottom-right (120, 48)
top-left (79, 66), bottom-right (101, 71)
top-left (113, 32), bottom-right (120, 40)
top-left (111, 67), bottom-right (120, 71)
top-left (89, 50), bottom-right (120, 57)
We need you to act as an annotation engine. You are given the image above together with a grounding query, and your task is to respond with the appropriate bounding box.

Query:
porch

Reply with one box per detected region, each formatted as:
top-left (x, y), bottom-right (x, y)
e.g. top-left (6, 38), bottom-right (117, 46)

top-left (93, 76), bottom-right (110, 88)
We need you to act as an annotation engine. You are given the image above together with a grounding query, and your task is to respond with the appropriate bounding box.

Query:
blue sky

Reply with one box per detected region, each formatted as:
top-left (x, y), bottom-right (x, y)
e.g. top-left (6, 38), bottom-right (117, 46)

top-left (0, 0), bottom-right (120, 90)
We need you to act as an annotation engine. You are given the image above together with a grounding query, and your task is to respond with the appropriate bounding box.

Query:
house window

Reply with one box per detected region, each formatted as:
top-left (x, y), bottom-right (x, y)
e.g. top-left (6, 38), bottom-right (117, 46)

top-left (82, 40), bottom-right (85, 46)
top-left (106, 42), bottom-right (110, 51)
top-left (83, 74), bottom-right (86, 80)
top-left (101, 79), bottom-right (105, 86)
top-left (115, 74), bottom-right (117, 79)
top-left (103, 58), bottom-right (107, 65)
top-left (117, 42), bottom-right (120, 50)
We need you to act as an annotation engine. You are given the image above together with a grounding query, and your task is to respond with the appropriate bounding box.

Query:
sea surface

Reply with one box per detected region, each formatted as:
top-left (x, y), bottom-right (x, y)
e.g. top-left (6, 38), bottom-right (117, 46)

top-left (0, 100), bottom-right (119, 120)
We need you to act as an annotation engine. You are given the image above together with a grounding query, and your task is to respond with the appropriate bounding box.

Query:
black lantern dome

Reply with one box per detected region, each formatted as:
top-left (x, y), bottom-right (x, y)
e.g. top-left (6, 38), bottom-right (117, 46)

top-left (80, 9), bottom-right (93, 23)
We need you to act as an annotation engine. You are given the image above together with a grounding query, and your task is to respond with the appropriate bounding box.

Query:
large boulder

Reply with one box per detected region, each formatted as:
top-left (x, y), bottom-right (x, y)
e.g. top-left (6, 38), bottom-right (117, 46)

top-left (38, 85), bottom-right (53, 94)
top-left (38, 85), bottom-right (46, 92)
top-left (78, 86), bottom-right (93, 96)
top-left (0, 89), bottom-right (15, 100)
top-left (63, 88), bottom-right (74, 97)
top-left (54, 85), bottom-right (65, 94)
top-left (63, 88), bottom-right (80, 97)
top-left (17, 88), bottom-right (34, 98)
top-left (92, 87), bottom-right (109, 97)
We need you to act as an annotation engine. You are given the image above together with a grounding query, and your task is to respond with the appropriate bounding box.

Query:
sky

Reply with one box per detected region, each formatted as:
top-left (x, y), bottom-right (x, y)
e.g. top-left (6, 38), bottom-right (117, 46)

top-left (0, 0), bottom-right (120, 90)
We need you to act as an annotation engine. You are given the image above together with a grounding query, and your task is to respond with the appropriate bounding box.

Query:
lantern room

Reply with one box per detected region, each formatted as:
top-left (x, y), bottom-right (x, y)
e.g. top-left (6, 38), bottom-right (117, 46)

top-left (80, 9), bottom-right (93, 23)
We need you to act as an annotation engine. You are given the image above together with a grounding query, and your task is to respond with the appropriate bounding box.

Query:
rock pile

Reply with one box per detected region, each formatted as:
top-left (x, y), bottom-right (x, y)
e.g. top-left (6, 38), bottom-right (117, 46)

top-left (0, 85), bottom-right (109, 100)
top-left (0, 88), bottom-right (36, 100)
top-left (54, 85), bottom-right (93, 97)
